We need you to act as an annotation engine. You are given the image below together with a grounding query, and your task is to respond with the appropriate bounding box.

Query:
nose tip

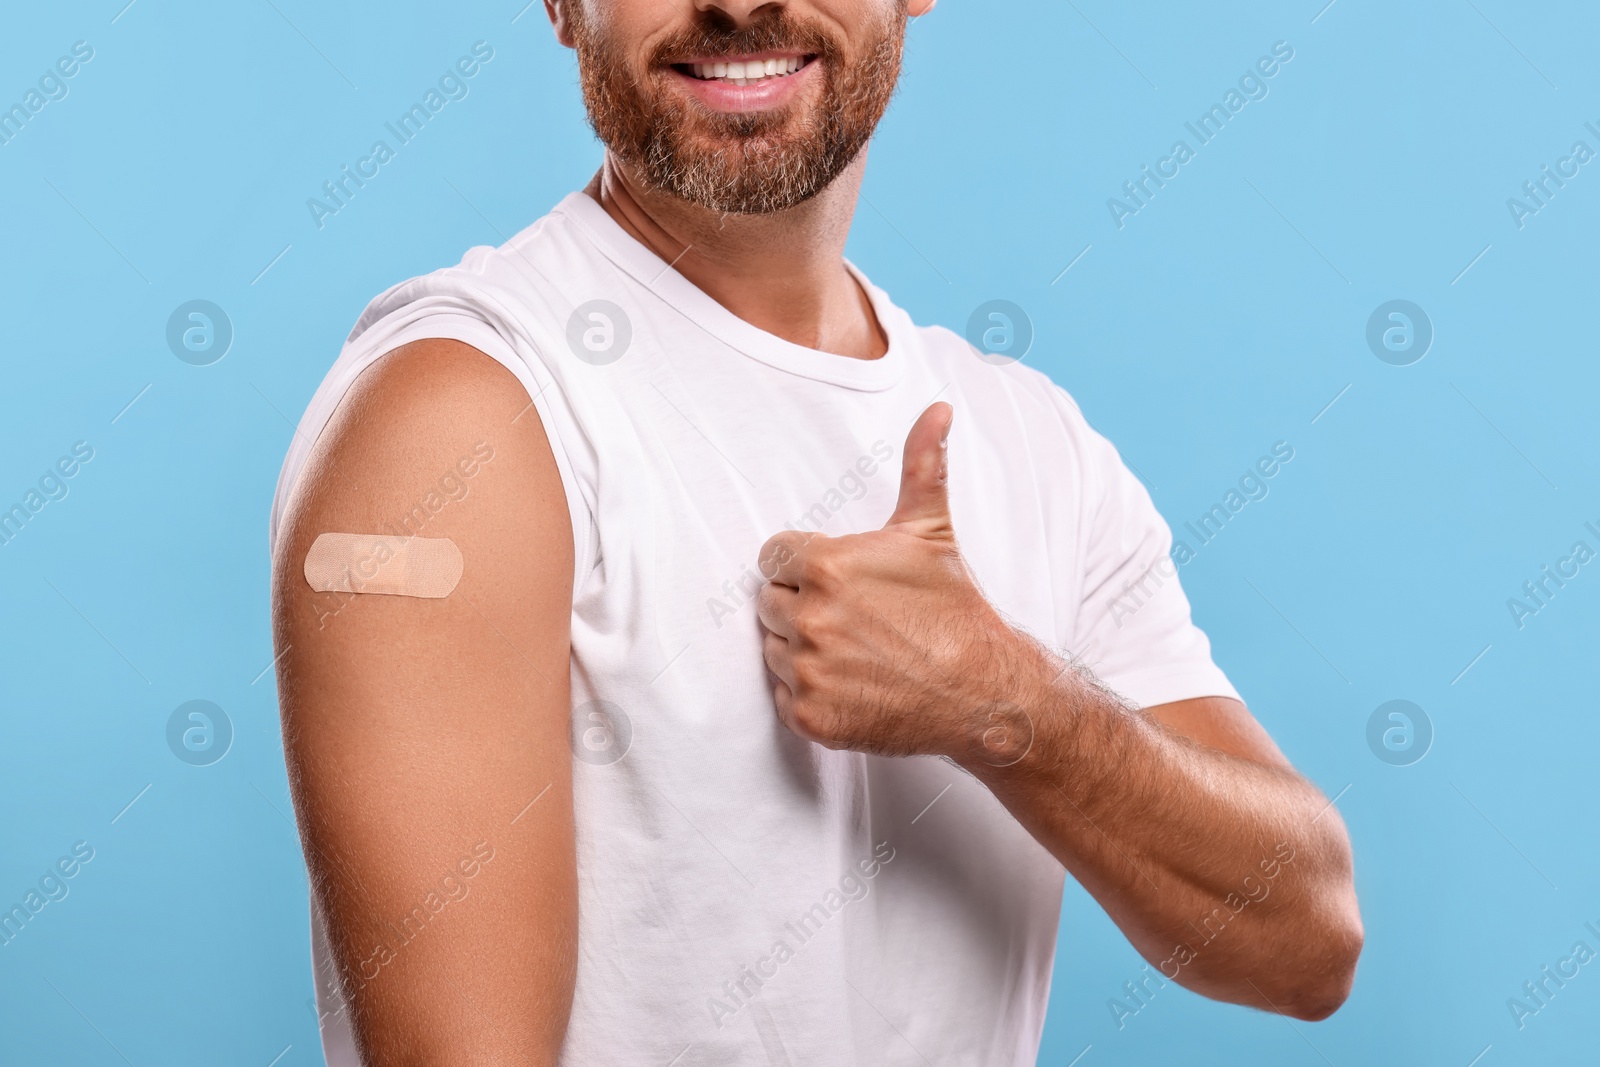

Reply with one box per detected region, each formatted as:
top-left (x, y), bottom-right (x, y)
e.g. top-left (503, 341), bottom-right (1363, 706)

top-left (692, 0), bottom-right (790, 24)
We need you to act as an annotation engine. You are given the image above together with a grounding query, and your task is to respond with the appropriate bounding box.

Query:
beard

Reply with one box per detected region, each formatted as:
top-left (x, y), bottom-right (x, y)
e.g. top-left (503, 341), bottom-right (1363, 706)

top-left (568, 4), bottom-right (907, 215)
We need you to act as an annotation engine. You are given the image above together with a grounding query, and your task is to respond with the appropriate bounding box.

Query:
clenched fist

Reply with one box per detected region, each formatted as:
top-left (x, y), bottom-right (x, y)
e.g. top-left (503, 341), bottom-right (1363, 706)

top-left (756, 403), bottom-right (1046, 766)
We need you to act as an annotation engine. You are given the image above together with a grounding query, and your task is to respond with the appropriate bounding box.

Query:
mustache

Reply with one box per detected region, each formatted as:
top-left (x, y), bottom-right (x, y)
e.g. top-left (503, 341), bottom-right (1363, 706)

top-left (651, 15), bottom-right (840, 66)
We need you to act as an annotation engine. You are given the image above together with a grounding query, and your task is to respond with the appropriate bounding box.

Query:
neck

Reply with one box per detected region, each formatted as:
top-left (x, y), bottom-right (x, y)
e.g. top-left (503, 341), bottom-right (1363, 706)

top-left (585, 152), bottom-right (887, 360)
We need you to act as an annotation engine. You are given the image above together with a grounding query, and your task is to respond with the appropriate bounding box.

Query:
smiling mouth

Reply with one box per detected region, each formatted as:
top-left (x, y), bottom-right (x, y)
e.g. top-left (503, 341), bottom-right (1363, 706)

top-left (672, 54), bottom-right (817, 88)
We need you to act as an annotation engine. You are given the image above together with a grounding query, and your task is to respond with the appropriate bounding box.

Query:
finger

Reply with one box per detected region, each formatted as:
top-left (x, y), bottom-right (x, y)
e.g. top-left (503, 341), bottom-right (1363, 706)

top-left (771, 677), bottom-right (794, 728)
top-left (768, 679), bottom-right (829, 749)
top-left (762, 630), bottom-right (796, 688)
top-left (884, 402), bottom-right (954, 539)
top-left (756, 582), bottom-right (798, 639)
top-left (758, 529), bottom-right (819, 588)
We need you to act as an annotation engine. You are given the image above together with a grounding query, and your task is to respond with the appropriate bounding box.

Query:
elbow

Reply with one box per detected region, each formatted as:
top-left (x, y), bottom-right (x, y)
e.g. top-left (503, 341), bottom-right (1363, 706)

top-left (1277, 806), bottom-right (1363, 1021)
top-left (1278, 898), bottom-right (1364, 1021)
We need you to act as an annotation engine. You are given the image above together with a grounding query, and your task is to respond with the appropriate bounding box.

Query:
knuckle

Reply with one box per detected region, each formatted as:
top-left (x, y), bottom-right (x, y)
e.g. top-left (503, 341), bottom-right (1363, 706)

top-left (758, 535), bottom-right (795, 578)
top-left (790, 651), bottom-right (824, 694)
top-left (801, 544), bottom-right (841, 586)
top-left (789, 694), bottom-right (837, 742)
top-left (791, 605), bottom-right (824, 645)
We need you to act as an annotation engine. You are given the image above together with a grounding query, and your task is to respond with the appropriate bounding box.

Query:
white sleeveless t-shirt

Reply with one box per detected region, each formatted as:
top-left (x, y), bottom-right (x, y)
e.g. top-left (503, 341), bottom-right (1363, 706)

top-left (269, 192), bottom-right (1240, 1067)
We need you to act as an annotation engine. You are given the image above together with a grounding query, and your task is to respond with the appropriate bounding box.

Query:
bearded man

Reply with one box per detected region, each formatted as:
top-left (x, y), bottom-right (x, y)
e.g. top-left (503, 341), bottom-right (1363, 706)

top-left (268, 2), bottom-right (1363, 1064)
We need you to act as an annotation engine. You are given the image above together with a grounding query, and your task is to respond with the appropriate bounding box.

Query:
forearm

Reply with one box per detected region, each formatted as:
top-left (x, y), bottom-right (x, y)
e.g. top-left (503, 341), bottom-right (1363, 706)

top-left (952, 633), bottom-right (1361, 1018)
top-left (753, 406), bottom-right (1360, 1017)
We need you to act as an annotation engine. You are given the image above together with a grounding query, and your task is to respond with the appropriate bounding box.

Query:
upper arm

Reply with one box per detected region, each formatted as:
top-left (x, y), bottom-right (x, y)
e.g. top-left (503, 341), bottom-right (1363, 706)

top-left (271, 338), bottom-right (576, 1065)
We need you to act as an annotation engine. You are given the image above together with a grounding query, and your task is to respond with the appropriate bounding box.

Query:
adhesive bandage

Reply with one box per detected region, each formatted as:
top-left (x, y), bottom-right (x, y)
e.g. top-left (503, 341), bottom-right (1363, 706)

top-left (303, 533), bottom-right (463, 598)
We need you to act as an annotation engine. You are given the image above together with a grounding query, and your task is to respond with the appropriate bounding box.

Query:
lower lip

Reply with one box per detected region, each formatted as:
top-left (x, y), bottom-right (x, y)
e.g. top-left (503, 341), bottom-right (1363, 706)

top-left (667, 59), bottom-right (818, 113)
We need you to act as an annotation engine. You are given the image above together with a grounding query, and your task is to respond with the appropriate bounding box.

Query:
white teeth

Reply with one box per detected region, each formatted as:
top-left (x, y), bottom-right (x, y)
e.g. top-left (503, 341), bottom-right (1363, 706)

top-left (687, 57), bottom-right (807, 84)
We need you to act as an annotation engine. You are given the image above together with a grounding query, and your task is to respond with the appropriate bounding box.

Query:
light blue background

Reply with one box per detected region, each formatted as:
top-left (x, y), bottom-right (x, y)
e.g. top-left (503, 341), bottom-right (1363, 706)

top-left (2, 1), bottom-right (1596, 1064)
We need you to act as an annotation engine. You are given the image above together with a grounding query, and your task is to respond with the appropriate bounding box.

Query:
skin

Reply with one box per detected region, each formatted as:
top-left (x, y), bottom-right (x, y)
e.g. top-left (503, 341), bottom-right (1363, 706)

top-left (274, 2), bottom-right (1360, 1063)
top-left (548, 0), bottom-right (916, 359)
top-left (757, 404), bottom-right (1364, 1020)
top-left (273, 343), bottom-right (577, 1065)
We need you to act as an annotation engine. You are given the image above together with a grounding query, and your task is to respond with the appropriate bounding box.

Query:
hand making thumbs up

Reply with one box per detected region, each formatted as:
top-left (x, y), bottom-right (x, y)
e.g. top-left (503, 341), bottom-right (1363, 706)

top-left (756, 403), bottom-right (1041, 761)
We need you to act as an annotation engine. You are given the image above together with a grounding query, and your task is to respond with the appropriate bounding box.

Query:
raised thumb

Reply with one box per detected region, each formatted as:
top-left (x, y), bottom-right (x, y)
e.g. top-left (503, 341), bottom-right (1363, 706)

top-left (885, 402), bottom-right (954, 538)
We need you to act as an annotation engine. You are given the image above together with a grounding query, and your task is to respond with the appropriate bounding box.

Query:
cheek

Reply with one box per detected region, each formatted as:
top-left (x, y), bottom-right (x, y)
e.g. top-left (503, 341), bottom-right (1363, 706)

top-left (603, 4), bottom-right (676, 60)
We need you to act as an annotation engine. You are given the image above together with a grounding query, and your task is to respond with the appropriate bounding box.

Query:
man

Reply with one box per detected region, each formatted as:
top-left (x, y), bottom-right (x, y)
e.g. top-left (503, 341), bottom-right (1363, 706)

top-left (269, 1), bottom-right (1363, 1063)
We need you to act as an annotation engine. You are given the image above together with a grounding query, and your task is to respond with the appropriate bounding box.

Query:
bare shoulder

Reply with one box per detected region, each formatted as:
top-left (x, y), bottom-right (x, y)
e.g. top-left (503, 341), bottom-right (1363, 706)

top-left (270, 335), bottom-right (574, 715)
top-left (273, 337), bottom-right (571, 601)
